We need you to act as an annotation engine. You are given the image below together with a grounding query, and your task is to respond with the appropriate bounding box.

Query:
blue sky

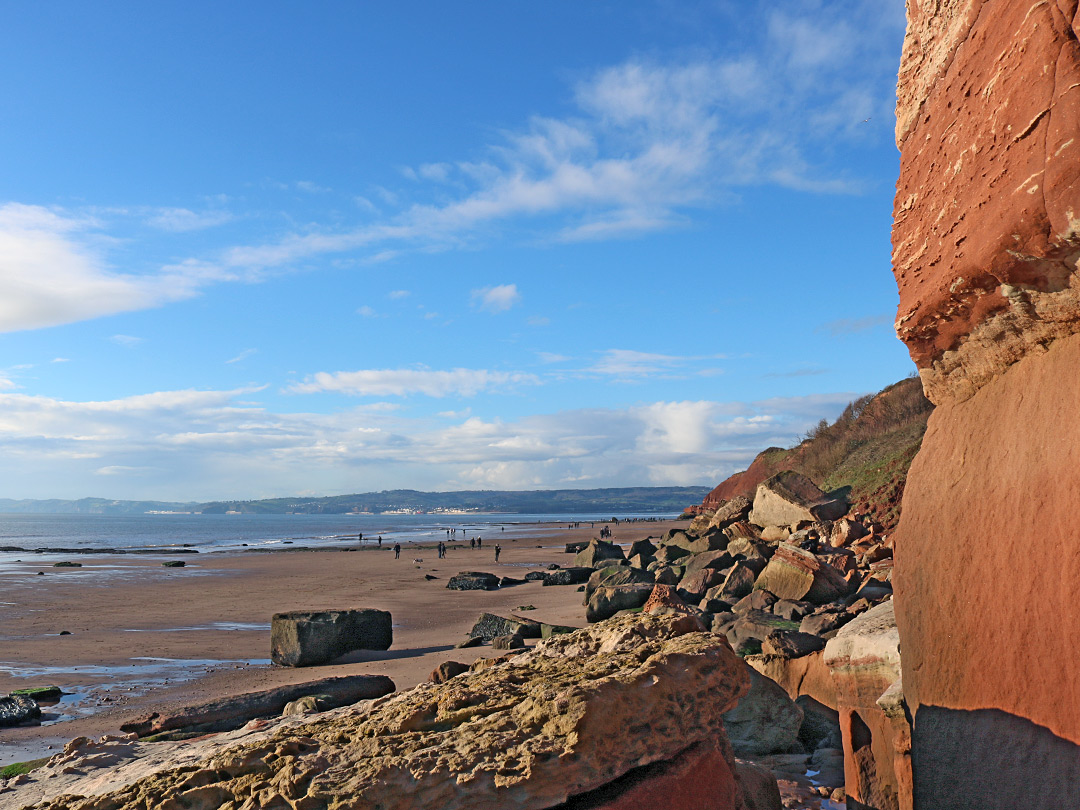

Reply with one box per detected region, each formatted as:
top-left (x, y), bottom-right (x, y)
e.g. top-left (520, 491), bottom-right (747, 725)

top-left (0, 0), bottom-right (915, 501)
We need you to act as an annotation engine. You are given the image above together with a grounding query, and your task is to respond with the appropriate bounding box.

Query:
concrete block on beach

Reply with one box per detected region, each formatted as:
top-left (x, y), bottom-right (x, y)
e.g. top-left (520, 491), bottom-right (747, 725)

top-left (271, 609), bottom-right (392, 667)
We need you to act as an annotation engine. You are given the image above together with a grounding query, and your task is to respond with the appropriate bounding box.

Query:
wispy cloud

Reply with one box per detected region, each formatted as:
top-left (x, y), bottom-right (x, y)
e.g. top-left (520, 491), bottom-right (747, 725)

top-left (110, 334), bottom-right (144, 347)
top-left (225, 348), bottom-right (257, 364)
top-left (471, 284), bottom-right (521, 313)
top-left (582, 349), bottom-right (726, 379)
top-left (388, 289), bottom-right (411, 300)
top-left (286, 367), bottom-right (539, 398)
top-left (145, 207), bottom-right (233, 232)
top-left (357, 305), bottom-right (379, 318)
top-left (764, 368), bottom-right (830, 378)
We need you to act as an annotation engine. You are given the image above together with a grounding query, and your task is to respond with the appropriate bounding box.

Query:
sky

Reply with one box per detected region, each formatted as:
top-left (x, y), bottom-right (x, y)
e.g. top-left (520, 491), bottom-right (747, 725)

top-left (0, 0), bottom-right (916, 501)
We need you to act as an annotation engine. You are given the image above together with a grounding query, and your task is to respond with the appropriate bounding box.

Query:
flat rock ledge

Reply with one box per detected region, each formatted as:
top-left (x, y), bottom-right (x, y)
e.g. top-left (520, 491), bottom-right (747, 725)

top-left (12, 613), bottom-right (750, 810)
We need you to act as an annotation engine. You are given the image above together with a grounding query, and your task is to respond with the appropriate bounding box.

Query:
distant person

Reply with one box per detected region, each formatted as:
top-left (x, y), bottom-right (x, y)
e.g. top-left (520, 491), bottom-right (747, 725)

top-left (494, 544), bottom-right (501, 562)
top-left (477, 537), bottom-right (482, 549)
top-left (470, 537), bottom-right (476, 550)
top-left (393, 543), bottom-right (401, 559)
top-left (378, 536), bottom-right (382, 547)
top-left (358, 532), bottom-right (363, 543)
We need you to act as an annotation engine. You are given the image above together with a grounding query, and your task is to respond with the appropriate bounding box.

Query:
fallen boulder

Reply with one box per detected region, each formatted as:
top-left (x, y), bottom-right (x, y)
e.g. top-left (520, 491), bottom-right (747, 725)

top-left (574, 539), bottom-right (625, 568)
top-left (271, 609), bottom-right (392, 667)
top-left (446, 571), bottom-right (501, 591)
top-left (723, 663), bottom-right (804, 756)
top-left (584, 565), bottom-right (654, 601)
top-left (754, 543), bottom-right (849, 604)
top-left (0, 694), bottom-right (40, 727)
top-left (708, 495), bottom-right (753, 530)
top-left (468, 612), bottom-right (542, 641)
top-left (585, 582), bottom-right (656, 622)
top-left (540, 566), bottom-right (593, 586)
top-left (24, 614), bottom-right (750, 810)
top-left (492, 633), bottom-right (526, 650)
top-left (748, 471), bottom-right (847, 528)
top-left (428, 661), bottom-right (470, 683)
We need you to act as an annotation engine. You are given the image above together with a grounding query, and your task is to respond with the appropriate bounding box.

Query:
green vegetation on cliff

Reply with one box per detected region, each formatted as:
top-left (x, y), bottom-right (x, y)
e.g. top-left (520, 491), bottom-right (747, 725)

top-left (701, 377), bottom-right (933, 529)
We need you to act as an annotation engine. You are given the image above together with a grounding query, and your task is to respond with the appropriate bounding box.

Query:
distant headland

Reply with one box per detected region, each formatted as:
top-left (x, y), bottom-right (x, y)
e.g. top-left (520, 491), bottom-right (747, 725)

top-left (0, 486), bottom-right (710, 516)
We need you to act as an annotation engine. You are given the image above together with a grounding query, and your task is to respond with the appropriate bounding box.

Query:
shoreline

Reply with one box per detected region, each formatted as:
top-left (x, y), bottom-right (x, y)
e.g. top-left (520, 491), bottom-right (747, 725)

top-left (0, 519), bottom-right (686, 765)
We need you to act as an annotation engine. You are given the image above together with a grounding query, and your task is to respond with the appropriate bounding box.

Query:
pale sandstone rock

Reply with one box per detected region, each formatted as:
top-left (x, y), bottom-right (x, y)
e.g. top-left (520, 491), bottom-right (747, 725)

top-left (14, 614), bottom-right (749, 810)
top-left (748, 472), bottom-right (847, 529)
top-left (824, 600), bottom-right (909, 810)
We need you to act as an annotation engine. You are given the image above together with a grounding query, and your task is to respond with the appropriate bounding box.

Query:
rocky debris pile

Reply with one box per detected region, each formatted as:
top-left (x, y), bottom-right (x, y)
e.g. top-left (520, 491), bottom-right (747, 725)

top-left (270, 608), bottom-right (393, 667)
top-left (14, 614), bottom-right (755, 810)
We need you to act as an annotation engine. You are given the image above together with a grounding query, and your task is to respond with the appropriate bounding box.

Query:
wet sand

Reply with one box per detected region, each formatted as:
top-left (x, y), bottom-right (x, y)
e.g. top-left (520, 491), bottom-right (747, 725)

top-left (0, 519), bottom-right (682, 765)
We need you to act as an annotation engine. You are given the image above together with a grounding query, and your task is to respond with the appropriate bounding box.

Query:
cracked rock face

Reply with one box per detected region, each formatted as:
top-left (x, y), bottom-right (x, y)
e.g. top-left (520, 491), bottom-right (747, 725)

top-left (18, 614), bottom-right (748, 810)
top-left (892, 0), bottom-right (1080, 404)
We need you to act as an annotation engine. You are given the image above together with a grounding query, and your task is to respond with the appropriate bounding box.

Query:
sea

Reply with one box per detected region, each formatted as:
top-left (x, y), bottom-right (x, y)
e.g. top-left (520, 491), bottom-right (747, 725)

top-left (0, 511), bottom-right (677, 556)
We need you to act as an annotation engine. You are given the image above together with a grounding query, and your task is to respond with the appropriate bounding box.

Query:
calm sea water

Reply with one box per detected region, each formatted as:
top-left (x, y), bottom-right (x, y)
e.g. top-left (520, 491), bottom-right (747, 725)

top-left (0, 512), bottom-right (675, 555)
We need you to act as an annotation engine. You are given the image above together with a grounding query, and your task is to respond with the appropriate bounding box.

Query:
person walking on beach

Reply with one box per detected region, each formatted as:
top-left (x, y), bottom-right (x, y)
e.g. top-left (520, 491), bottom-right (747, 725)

top-left (470, 537), bottom-right (476, 550)
top-left (477, 537), bottom-right (482, 549)
top-left (378, 536), bottom-right (382, 547)
top-left (393, 542), bottom-right (401, 559)
top-left (494, 544), bottom-right (501, 562)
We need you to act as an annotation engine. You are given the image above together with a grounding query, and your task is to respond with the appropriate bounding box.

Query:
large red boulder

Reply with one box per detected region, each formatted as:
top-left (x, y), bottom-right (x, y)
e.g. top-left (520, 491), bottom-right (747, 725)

top-left (891, 1), bottom-right (1080, 806)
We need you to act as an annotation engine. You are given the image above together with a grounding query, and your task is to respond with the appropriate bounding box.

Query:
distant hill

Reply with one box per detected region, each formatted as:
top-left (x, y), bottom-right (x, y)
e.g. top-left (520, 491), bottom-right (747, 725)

top-left (0, 487), bottom-right (710, 516)
top-left (693, 377), bottom-right (933, 529)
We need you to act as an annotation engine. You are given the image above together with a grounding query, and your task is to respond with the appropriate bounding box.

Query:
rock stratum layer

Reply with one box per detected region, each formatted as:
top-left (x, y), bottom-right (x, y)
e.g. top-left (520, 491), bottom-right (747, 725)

top-left (15, 614), bottom-right (749, 810)
top-left (893, 0), bottom-right (1080, 404)
top-left (892, 1), bottom-right (1080, 806)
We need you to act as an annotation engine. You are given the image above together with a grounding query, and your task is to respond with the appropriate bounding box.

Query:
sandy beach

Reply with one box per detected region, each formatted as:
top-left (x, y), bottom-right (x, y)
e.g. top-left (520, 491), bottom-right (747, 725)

top-left (0, 519), bottom-right (683, 766)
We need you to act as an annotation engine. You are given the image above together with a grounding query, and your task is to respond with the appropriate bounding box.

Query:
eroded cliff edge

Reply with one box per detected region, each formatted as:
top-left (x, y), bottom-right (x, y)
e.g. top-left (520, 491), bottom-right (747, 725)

top-left (892, 0), bottom-right (1080, 805)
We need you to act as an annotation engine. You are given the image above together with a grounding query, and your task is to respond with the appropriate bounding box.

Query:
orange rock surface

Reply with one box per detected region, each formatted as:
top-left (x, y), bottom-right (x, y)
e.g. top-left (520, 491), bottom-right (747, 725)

top-left (891, 0), bottom-right (1080, 805)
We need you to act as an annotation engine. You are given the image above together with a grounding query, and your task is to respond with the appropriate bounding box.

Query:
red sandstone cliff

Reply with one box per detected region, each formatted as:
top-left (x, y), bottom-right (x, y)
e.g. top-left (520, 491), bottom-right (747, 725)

top-left (891, 1), bottom-right (1080, 806)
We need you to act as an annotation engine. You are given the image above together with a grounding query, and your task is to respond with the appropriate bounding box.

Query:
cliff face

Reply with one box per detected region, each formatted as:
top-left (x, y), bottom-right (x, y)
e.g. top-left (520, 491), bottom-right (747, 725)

top-left (892, 1), bottom-right (1080, 805)
top-left (893, 0), bottom-right (1080, 405)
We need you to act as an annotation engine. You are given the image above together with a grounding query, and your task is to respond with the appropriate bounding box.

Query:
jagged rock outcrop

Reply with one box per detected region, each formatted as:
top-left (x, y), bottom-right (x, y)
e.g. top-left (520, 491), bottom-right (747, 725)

top-left (891, 1), bottom-right (1080, 807)
top-left (11, 614), bottom-right (750, 810)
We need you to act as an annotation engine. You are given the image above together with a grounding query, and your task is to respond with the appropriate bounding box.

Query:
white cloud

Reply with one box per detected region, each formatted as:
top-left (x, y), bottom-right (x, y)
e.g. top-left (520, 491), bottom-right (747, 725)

top-left (471, 284), bottom-right (521, 313)
top-left (388, 290), bottom-right (411, 299)
top-left (51, 357), bottom-right (71, 363)
top-left (0, 203), bottom-right (224, 334)
top-left (286, 367), bottom-right (540, 398)
top-left (296, 180), bottom-right (331, 194)
top-left (225, 348), bottom-right (257, 364)
top-left (527, 316), bottom-right (550, 327)
top-left (110, 334), bottom-right (143, 347)
top-left (357, 305), bottom-right (378, 318)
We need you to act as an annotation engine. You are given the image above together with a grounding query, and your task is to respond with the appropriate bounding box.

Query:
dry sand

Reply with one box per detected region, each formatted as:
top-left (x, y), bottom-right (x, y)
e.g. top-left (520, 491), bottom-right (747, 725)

top-left (0, 520), bottom-right (682, 766)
